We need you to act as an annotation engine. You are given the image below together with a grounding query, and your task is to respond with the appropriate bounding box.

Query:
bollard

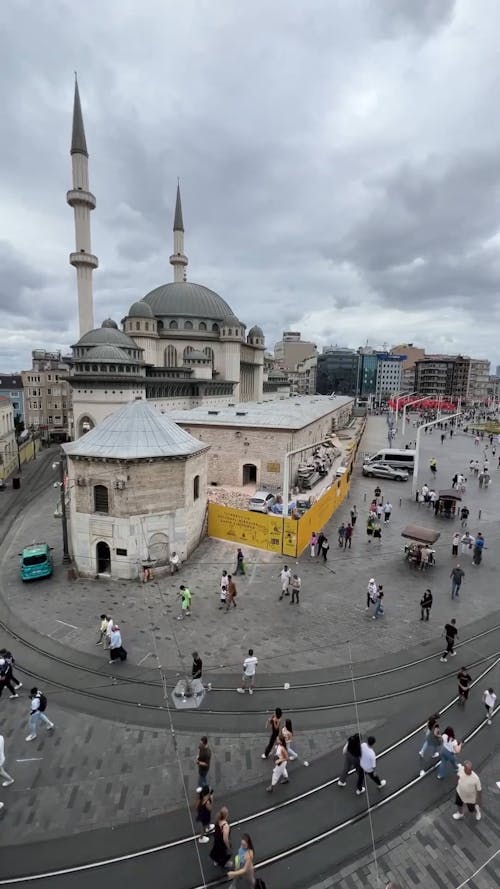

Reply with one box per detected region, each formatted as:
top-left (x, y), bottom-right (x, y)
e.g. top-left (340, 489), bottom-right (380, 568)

top-left (399, 498), bottom-right (402, 508)
top-left (478, 509), bottom-right (482, 520)
top-left (363, 492), bottom-right (367, 502)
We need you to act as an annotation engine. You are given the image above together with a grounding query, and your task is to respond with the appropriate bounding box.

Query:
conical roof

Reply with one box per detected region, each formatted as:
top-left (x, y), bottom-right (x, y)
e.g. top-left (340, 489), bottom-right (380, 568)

top-left (64, 399), bottom-right (207, 460)
top-left (173, 183), bottom-right (184, 231)
top-left (71, 77), bottom-right (88, 157)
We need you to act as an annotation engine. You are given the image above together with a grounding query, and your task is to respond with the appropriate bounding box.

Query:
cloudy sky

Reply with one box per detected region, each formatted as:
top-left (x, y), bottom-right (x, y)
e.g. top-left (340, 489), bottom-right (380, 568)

top-left (1, 0), bottom-right (500, 371)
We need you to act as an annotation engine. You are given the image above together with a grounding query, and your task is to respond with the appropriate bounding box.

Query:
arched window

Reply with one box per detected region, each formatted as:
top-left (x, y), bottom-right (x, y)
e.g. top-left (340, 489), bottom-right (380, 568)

top-left (184, 320), bottom-right (193, 330)
top-left (136, 321), bottom-right (140, 330)
top-left (169, 320), bottom-right (178, 329)
top-left (199, 321), bottom-right (207, 331)
top-left (203, 347), bottom-right (214, 368)
top-left (228, 329), bottom-right (233, 336)
top-left (145, 322), bottom-right (149, 331)
top-left (165, 345), bottom-right (177, 367)
top-left (212, 323), bottom-right (219, 333)
top-left (183, 346), bottom-right (193, 359)
top-left (94, 485), bottom-right (109, 514)
top-left (193, 475), bottom-right (200, 501)
top-left (157, 320), bottom-right (164, 331)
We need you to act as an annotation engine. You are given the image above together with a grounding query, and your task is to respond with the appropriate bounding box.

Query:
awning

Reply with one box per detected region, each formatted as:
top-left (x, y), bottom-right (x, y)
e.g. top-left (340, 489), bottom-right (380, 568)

top-left (401, 524), bottom-right (441, 544)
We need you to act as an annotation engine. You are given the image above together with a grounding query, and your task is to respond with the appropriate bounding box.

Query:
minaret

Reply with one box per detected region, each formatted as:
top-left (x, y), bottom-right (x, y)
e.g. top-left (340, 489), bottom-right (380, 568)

top-left (66, 76), bottom-right (98, 336)
top-left (169, 182), bottom-right (188, 282)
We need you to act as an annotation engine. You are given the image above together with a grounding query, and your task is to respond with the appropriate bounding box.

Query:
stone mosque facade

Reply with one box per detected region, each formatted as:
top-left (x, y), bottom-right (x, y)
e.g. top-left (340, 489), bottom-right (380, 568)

top-left (66, 81), bottom-right (265, 440)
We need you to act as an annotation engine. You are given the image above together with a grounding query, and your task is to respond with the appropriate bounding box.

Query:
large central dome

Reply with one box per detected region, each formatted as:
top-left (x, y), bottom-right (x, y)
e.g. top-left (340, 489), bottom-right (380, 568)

top-left (142, 281), bottom-right (237, 321)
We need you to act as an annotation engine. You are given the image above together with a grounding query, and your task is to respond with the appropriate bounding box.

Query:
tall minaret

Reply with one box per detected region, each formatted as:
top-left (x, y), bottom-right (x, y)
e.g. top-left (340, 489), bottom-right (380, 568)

top-left (66, 76), bottom-right (98, 336)
top-left (169, 182), bottom-right (188, 282)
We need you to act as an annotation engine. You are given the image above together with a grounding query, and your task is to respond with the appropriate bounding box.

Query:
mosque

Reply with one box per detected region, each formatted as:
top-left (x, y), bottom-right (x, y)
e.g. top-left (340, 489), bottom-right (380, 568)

top-left (66, 80), bottom-right (265, 439)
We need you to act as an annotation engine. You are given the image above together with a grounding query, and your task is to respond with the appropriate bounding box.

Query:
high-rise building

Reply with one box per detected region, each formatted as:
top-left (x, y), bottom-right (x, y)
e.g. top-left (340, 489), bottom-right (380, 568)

top-left (274, 331), bottom-right (317, 371)
top-left (375, 353), bottom-right (405, 403)
top-left (316, 348), bottom-right (359, 396)
top-left (390, 344), bottom-right (426, 369)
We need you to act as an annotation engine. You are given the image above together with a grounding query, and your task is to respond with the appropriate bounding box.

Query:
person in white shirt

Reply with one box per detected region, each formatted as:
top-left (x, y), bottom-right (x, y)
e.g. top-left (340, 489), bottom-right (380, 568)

top-left (0, 734), bottom-right (14, 787)
top-left (461, 531), bottom-right (475, 555)
top-left (26, 688), bottom-right (55, 741)
top-left (237, 649), bottom-right (258, 695)
top-left (383, 502), bottom-right (392, 524)
top-left (169, 551), bottom-right (180, 575)
top-left (357, 736), bottom-right (386, 795)
top-left (266, 734), bottom-right (289, 792)
top-left (219, 571), bottom-right (228, 610)
top-left (105, 616), bottom-right (114, 650)
top-left (483, 687), bottom-right (497, 725)
top-left (366, 578), bottom-right (377, 610)
top-left (279, 566), bottom-right (291, 601)
top-left (453, 761), bottom-right (482, 821)
top-left (96, 614), bottom-right (109, 646)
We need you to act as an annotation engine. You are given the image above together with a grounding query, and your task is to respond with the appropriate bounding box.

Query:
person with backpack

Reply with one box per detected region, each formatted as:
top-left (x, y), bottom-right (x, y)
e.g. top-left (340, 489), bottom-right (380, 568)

top-left (108, 625), bottom-right (127, 663)
top-left (26, 688), bottom-right (55, 741)
top-left (338, 732), bottom-right (363, 790)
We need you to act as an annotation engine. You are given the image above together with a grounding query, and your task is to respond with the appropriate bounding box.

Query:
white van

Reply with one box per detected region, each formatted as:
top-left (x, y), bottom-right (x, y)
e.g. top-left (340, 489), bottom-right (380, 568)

top-left (365, 448), bottom-right (416, 472)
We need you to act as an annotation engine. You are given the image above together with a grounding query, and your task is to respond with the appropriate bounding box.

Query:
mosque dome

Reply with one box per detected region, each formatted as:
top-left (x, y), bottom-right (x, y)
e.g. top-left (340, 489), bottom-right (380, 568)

top-left (128, 300), bottom-right (155, 318)
top-left (84, 345), bottom-right (132, 362)
top-left (142, 281), bottom-right (238, 322)
top-left (248, 325), bottom-right (264, 338)
top-left (101, 318), bottom-right (119, 329)
top-left (74, 326), bottom-right (138, 349)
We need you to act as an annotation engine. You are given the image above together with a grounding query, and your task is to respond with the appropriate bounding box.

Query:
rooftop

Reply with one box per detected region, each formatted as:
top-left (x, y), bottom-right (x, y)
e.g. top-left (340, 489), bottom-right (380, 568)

top-left (170, 395), bottom-right (353, 430)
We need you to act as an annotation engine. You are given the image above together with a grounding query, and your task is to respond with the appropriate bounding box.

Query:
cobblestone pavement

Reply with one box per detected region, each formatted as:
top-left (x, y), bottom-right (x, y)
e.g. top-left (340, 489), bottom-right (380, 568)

top-left (1, 418), bottom-right (497, 675)
top-left (308, 751), bottom-right (500, 889)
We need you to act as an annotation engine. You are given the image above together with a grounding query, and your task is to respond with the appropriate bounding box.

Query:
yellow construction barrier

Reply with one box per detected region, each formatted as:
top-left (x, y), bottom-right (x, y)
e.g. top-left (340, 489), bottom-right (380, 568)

top-left (208, 503), bottom-right (283, 553)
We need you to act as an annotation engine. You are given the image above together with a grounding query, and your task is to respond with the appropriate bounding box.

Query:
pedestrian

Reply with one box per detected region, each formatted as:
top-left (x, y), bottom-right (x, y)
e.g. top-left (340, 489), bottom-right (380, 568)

top-left (450, 564), bottom-right (464, 599)
top-left (177, 584), bottom-right (192, 619)
top-left (437, 727), bottom-right (461, 779)
top-left (225, 575), bottom-right (237, 610)
top-left (350, 505), bottom-right (358, 527)
top-left (358, 736), bottom-right (387, 794)
top-left (237, 649), bottom-right (258, 694)
top-left (483, 687), bottom-right (497, 725)
top-left (420, 544), bottom-right (432, 570)
top-left (282, 718), bottom-right (298, 761)
top-left (344, 523), bottom-right (353, 549)
top-left (266, 732), bottom-right (289, 792)
top-left (338, 523), bottom-right (346, 547)
top-left (366, 578), bottom-right (377, 609)
top-left (169, 551), bottom-right (180, 575)
top-left (290, 574), bottom-right (301, 604)
top-left (210, 806), bottom-right (232, 868)
top-left (96, 614), bottom-right (109, 646)
top-left (192, 651), bottom-right (203, 680)
top-left (0, 734), bottom-right (14, 786)
top-left (108, 624), bottom-right (127, 662)
top-left (279, 565), bottom-right (291, 600)
top-left (372, 521), bottom-right (382, 544)
top-left (383, 501), bottom-right (392, 524)
top-left (472, 532), bottom-right (485, 565)
top-left (317, 530), bottom-right (326, 553)
top-left (440, 618), bottom-right (458, 662)
top-left (441, 432), bottom-right (445, 445)
top-left (366, 516), bottom-right (375, 543)
top-left (235, 548), bottom-right (246, 576)
top-left (457, 666), bottom-right (472, 706)
top-left (461, 530), bottom-right (474, 555)
top-left (219, 571), bottom-right (228, 609)
top-left (338, 732), bottom-right (363, 789)
top-left (195, 786), bottom-right (214, 843)
top-left (418, 714), bottom-right (441, 773)
top-left (0, 650), bottom-right (22, 691)
top-left (453, 761), bottom-right (482, 821)
top-left (309, 532), bottom-right (318, 557)
top-left (372, 585), bottom-right (384, 619)
top-left (25, 688), bottom-right (55, 741)
top-left (105, 614), bottom-right (114, 649)
top-left (420, 589), bottom-right (433, 621)
top-left (262, 707), bottom-right (282, 759)
top-left (227, 833), bottom-right (255, 884)
top-left (0, 657), bottom-right (19, 699)
top-left (430, 457), bottom-right (437, 476)
top-left (320, 536), bottom-right (330, 561)
top-left (196, 736), bottom-right (211, 791)
top-left (451, 533), bottom-right (460, 557)
top-left (376, 502), bottom-right (384, 522)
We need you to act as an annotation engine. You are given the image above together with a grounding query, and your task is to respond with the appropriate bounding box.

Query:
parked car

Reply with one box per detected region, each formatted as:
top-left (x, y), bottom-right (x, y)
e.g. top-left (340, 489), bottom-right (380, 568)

top-left (362, 462), bottom-right (409, 481)
top-left (248, 491), bottom-right (276, 512)
top-left (19, 542), bottom-right (54, 581)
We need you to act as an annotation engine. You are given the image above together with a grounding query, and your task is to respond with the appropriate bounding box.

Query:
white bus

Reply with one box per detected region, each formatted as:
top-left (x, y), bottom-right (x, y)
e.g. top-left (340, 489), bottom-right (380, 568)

top-left (365, 448), bottom-right (416, 472)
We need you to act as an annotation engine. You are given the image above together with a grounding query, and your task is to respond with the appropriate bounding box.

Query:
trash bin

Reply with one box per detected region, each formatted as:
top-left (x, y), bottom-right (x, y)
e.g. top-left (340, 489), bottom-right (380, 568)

top-left (12, 477), bottom-right (20, 490)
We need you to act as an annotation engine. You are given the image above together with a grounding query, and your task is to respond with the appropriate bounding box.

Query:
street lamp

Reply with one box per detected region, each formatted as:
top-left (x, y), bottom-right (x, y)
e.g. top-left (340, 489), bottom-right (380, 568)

top-left (402, 396), bottom-right (429, 436)
top-left (52, 453), bottom-right (71, 564)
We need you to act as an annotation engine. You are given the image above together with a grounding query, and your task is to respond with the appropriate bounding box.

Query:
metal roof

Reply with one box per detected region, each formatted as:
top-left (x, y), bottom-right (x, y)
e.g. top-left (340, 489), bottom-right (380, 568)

top-left (84, 345), bottom-right (131, 362)
top-left (170, 395), bottom-right (353, 430)
top-left (73, 324), bottom-right (139, 350)
top-left (142, 282), bottom-right (238, 322)
top-left (128, 300), bottom-right (155, 318)
top-left (64, 399), bottom-right (207, 460)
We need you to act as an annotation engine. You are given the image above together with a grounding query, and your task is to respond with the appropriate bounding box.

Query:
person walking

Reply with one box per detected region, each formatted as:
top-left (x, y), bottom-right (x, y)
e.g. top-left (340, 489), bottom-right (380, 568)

top-left (192, 651), bottom-right (203, 681)
top-left (317, 531), bottom-right (326, 553)
top-left (266, 733), bottom-right (289, 792)
top-left (430, 457), bottom-right (437, 477)
top-left (104, 614), bottom-right (114, 649)
top-left (227, 833), bottom-right (255, 885)
top-left (437, 727), bottom-right (461, 779)
top-left (282, 718), bottom-right (298, 761)
top-left (383, 501), bottom-right (392, 524)
top-left (262, 707), bottom-right (282, 759)
top-left (219, 571), bottom-right (228, 609)
top-left (195, 786), bottom-right (214, 843)
top-left (418, 714), bottom-right (441, 774)
top-left (460, 505), bottom-right (470, 529)
top-left (338, 523), bottom-right (346, 547)
top-left (453, 761), bottom-right (481, 821)
top-left (483, 687), bottom-right (497, 725)
top-left (108, 625), bottom-right (127, 663)
top-left (450, 564), bottom-right (464, 599)
top-left (96, 614), bottom-right (109, 646)
top-left (177, 585), bottom-right (192, 619)
top-left (350, 505), bottom-right (358, 527)
top-left (235, 548), bottom-right (246, 576)
top-left (358, 737), bottom-right (387, 794)
top-left (372, 585), bottom-right (384, 619)
top-left (0, 735), bottom-right (14, 787)
top-left (290, 574), bottom-right (301, 604)
top-left (309, 532), bottom-right (318, 557)
top-left (472, 532), bottom-right (485, 565)
top-left (420, 589), bottom-right (433, 621)
top-left (279, 565), bottom-right (291, 600)
top-left (320, 536), bottom-right (330, 562)
top-left (196, 736), bottom-right (211, 791)
top-left (338, 732), bottom-right (363, 789)
top-left (451, 533), bottom-right (460, 558)
top-left (237, 649), bottom-right (258, 694)
top-left (225, 575), bottom-right (237, 611)
top-left (0, 656), bottom-right (19, 699)
top-left (461, 530), bottom-right (474, 555)
top-left (0, 650), bottom-right (22, 691)
top-left (372, 521), bottom-right (382, 544)
top-left (26, 688), bottom-right (55, 741)
top-left (457, 666), bottom-right (472, 706)
top-left (210, 806), bottom-right (232, 868)
top-left (440, 619), bottom-right (458, 661)
top-left (366, 515), bottom-right (375, 543)
top-left (344, 523), bottom-right (353, 549)
top-left (366, 578), bottom-right (377, 610)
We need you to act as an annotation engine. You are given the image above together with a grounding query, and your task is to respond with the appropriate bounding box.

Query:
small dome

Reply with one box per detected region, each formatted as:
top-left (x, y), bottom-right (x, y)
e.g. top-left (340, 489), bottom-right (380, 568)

top-left (184, 349), bottom-right (210, 361)
top-left (102, 318), bottom-right (119, 329)
top-left (248, 325), bottom-right (264, 338)
top-left (128, 300), bottom-right (155, 318)
top-left (74, 327), bottom-right (139, 349)
top-left (84, 345), bottom-right (132, 362)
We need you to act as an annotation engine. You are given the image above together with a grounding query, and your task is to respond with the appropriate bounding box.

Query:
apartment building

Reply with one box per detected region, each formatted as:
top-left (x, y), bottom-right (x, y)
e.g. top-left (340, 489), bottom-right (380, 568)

top-left (21, 351), bottom-right (72, 441)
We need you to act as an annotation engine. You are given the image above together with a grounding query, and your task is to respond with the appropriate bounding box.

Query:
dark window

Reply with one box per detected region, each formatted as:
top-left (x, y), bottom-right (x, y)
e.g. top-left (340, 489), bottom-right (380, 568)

top-left (94, 485), bottom-right (109, 513)
top-left (193, 475), bottom-right (200, 500)
top-left (169, 320), bottom-right (178, 329)
top-left (212, 323), bottom-right (219, 333)
top-left (145, 322), bottom-right (149, 331)
top-left (136, 321), bottom-right (140, 330)
top-left (199, 321), bottom-right (207, 331)
top-left (184, 320), bottom-right (193, 330)
top-left (116, 548), bottom-right (127, 556)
